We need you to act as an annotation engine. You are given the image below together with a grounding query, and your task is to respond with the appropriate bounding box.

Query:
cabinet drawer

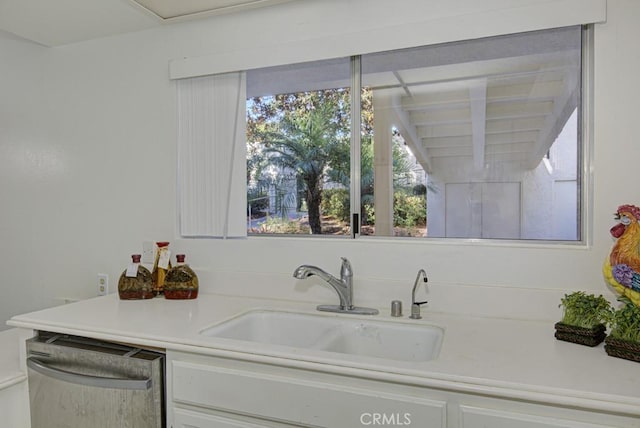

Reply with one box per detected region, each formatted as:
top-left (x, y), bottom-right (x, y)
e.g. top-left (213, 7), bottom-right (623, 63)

top-left (460, 406), bottom-right (615, 428)
top-left (174, 408), bottom-right (272, 428)
top-left (172, 360), bottom-right (446, 427)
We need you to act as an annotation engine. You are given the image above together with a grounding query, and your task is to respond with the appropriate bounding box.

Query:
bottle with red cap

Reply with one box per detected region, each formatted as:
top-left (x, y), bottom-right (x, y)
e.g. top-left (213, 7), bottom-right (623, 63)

top-left (164, 254), bottom-right (199, 299)
top-left (151, 241), bottom-right (171, 295)
top-left (118, 254), bottom-right (154, 299)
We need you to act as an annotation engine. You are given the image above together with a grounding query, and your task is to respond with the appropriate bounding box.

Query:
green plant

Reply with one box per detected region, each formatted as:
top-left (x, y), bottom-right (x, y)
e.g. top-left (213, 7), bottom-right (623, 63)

top-left (393, 191), bottom-right (426, 228)
top-left (321, 188), bottom-right (350, 222)
top-left (559, 291), bottom-right (612, 328)
top-left (256, 217), bottom-right (310, 234)
top-left (608, 297), bottom-right (640, 342)
top-left (362, 200), bottom-right (375, 225)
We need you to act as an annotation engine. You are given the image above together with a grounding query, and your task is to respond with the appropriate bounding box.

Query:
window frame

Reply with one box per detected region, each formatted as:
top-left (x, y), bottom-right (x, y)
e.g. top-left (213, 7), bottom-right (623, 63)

top-left (244, 25), bottom-right (592, 245)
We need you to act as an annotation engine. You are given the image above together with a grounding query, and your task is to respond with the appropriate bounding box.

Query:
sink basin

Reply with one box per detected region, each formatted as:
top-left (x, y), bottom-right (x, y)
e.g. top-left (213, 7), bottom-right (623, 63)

top-left (200, 310), bottom-right (443, 362)
top-left (200, 310), bottom-right (339, 348)
top-left (312, 321), bottom-right (442, 361)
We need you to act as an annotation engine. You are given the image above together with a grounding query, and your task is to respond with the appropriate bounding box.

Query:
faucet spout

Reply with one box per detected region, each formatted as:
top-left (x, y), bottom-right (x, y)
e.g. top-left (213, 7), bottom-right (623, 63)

top-left (410, 269), bottom-right (429, 319)
top-left (293, 257), bottom-right (352, 309)
top-left (293, 257), bottom-right (378, 315)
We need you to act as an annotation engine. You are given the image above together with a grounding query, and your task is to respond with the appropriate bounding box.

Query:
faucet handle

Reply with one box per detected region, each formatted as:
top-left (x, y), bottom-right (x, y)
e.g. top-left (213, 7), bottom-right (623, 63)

top-left (340, 257), bottom-right (352, 278)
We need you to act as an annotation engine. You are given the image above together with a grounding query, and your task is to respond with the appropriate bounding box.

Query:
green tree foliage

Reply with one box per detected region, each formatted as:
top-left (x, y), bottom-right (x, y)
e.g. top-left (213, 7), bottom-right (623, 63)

top-left (394, 191), bottom-right (427, 228)
top-left (321, 188), bottom-right (350, 223)
top-left (247, 87), bottom-right (427, 235)
top-left (247, 90), bottom-right (350, 234)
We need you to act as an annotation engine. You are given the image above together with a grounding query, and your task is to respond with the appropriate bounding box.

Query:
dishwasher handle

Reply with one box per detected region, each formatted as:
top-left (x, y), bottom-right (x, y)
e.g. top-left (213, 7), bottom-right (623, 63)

top-left (27, 357), bottom-right (152, 390)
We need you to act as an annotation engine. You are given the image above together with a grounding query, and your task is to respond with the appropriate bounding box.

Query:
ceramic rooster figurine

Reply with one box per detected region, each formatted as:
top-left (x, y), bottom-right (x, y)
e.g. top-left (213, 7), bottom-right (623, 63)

top-left (603, 204), bottom-right (640, 307)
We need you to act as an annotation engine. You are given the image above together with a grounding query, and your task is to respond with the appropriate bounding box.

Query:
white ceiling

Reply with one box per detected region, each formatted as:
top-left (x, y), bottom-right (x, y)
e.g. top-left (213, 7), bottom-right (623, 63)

top-left (132, 0), bottom-right (294, 20)
top-left (0, 0), bottom-right (293, 46)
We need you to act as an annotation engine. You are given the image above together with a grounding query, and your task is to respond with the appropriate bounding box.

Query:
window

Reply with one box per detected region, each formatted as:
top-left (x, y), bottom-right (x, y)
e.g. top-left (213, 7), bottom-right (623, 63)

top-left (246, 58), bottom-right (352, 235)
top-left (245, 26), bottom-right (586, 241)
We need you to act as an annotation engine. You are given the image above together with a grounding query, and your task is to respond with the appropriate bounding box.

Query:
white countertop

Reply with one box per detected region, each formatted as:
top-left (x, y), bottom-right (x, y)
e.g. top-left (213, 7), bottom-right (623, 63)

top-left (8, 293), bottom-right (640, 416)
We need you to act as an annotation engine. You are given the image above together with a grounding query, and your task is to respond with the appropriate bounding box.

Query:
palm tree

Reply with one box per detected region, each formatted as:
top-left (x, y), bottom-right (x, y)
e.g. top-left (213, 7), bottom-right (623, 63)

top-left (247, 88), bottom-right (436, 234)
top-left (255, 98), bottom-right (349, 234)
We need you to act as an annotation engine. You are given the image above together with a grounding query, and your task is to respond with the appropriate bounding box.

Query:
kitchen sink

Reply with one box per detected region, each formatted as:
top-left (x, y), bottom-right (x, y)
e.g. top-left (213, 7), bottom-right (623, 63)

top-left (199, 310), bottom-right (443, 362)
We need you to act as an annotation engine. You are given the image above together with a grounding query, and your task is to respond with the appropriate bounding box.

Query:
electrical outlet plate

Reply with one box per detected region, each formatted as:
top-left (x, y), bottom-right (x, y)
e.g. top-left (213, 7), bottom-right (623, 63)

top-left (97, 274), bottom-right (109, 296)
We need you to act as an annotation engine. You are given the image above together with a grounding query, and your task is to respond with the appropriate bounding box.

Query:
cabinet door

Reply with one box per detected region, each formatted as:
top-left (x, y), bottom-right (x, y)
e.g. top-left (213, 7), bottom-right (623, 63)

top-left (460, 406), bottom-right (615, 428)
top-left (0, 381), bottom-right (30, 428)
top-left (171, 358), bottom-right (446, 428)
top-left (173, 408), bottom-right (270, 428)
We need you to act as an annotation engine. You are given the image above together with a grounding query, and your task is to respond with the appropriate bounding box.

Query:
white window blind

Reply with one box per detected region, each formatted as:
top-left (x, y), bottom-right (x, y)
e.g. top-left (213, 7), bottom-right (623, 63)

top-left (177, 72), bottom-right (247, 238)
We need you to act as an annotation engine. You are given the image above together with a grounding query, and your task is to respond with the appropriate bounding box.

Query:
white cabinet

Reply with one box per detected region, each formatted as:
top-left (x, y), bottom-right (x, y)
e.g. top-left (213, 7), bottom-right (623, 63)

top-left (167, 351), bottom-right (446, 428)
top-left (0, 380), bottom-right (30, 428)
top-left (173, 408), bottom-right (277, 428)
top-left (460, 406), bottom-right (616, 428)
top-left (167, 351), bottom-right (639, 428)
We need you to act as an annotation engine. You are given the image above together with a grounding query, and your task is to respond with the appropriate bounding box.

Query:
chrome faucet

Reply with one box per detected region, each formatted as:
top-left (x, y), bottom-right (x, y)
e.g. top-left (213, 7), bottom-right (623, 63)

top-left (293, 257), bottom-right (378, 315)
top-left (410, 269), bottom-right (429, 319)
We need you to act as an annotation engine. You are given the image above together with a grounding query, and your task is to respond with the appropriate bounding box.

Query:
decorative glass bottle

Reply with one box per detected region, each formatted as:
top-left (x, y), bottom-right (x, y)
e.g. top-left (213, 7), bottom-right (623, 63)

top-left (164, 254), bottom-right (199, 300)
top-left (151, 241), bottom-right (171, 295)
top-left (118, 254), bottom-right (154, 299)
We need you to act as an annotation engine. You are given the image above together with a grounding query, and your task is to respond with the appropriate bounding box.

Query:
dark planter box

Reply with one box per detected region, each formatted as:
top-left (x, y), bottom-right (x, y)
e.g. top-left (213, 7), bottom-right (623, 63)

top-left (554, 322), bottom-right (606, 347)
top-left (604, 336), bottom-right (640, 363)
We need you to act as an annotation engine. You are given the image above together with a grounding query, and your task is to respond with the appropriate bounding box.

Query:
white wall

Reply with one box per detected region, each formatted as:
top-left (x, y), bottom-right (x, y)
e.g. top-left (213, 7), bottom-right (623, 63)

top-left (427, 110), bottom-right (579, 240)
top-left (1, 0), bottom-right (637, 327)
top-left (0, 32), bottom-right (53, 319)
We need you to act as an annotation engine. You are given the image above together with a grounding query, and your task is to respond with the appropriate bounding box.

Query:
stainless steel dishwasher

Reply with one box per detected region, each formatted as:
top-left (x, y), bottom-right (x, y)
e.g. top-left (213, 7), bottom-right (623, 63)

top-left (26, 330), bottom-right (164, 428)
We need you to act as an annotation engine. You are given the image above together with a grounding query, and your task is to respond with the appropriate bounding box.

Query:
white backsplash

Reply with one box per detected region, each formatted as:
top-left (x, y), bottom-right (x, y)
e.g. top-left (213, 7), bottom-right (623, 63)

top-left (191, 268), bottom-right (583, 322)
